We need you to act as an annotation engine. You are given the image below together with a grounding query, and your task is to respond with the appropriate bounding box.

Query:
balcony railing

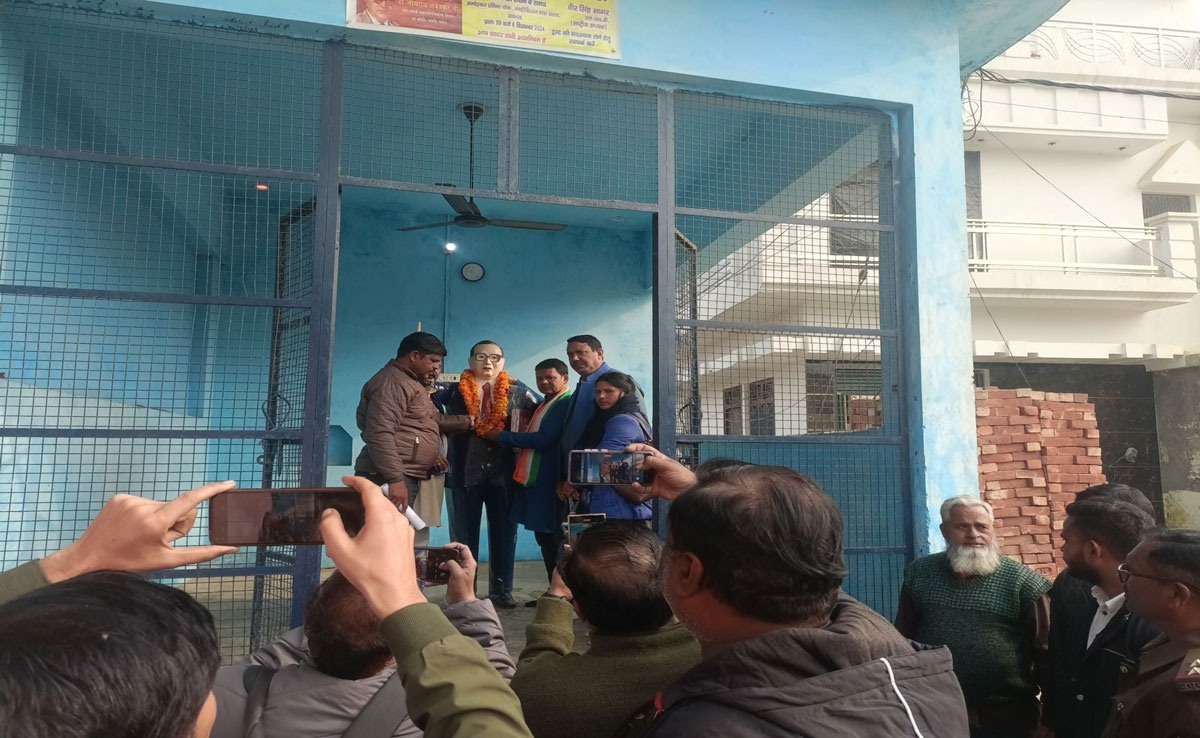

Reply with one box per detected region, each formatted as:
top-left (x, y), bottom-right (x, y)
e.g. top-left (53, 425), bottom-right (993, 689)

top-left (967, 219), bottom-right (1161, 276)
top-left (1002, 20), bottom-right (1200, 70)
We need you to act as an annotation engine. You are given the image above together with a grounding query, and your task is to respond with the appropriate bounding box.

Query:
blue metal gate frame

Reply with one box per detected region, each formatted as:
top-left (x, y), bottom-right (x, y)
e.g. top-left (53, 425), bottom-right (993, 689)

top-left (0, 2), bottom-right (914, 637)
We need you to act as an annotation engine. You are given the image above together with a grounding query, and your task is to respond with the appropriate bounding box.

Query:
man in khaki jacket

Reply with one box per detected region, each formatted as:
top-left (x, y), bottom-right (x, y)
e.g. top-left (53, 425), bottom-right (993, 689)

top-left (1101, 529), bottom-right (1200, 738)
top-left (354, 332), bottom-right (471, 510)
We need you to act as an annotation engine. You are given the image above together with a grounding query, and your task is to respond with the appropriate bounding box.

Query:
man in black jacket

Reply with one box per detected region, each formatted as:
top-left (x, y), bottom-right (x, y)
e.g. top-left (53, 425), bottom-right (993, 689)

top-left (1043, 494), bottom-right (1158, 738)
top-left (619, 460), bottom-right (969, 737)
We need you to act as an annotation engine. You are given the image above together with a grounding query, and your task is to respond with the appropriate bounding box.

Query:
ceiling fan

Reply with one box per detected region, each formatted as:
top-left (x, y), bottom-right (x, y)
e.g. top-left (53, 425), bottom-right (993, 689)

top-left (395, 102), bottom-right (568, 233)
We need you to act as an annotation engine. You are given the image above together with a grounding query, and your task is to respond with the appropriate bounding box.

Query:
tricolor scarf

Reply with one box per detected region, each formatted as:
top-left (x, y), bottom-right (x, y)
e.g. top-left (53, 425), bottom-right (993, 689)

top-left (514, 389), bottom-right (571, 486)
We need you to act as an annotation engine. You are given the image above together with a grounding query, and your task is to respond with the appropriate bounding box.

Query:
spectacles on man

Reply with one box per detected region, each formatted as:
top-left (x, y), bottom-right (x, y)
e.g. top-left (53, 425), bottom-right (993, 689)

top-left (473, 353), bottom-right (503, 363)
top-left (1117, 563), bottom-right (1200, 593)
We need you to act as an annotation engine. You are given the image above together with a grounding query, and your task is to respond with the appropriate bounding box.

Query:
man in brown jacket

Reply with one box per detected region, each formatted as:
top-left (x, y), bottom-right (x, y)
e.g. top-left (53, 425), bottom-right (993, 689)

top-left (354, 332), bottom-right (472, 510)
top-left (1101, 528), bottom-right (1200, 738)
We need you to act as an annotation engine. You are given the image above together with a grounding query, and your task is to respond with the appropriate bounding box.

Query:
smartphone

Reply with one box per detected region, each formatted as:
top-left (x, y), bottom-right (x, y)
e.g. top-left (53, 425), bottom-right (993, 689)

top-left (566, 513), bottom-right (606, 544)
top-left (208, 488), bottom-right (364, 546)
top-left (414, 546), bottom-right (462, 585)
top-left (568, 450), bottom-right (653, 486)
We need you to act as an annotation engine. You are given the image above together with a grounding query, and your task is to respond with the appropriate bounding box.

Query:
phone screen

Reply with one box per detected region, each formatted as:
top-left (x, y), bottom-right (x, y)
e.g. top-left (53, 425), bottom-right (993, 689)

top-left (414, 546), bottom-right (462, 585)
top-left (569, 451), bottom-right (651, 486)
top-left (208, 488), bottom-right (365, 546)
top-left (566, 513), bottom-right (606, 544)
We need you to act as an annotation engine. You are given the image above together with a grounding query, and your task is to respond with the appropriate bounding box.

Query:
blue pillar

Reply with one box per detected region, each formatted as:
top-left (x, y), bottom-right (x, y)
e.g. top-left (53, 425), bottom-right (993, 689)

top-left (898, 97), bottom-right (978, 555)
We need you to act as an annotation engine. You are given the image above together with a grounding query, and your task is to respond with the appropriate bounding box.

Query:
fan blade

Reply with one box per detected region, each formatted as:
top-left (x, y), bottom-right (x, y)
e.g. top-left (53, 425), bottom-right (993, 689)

top-left (394, 220), bottom-right (459, 232)
top-left (442, 194), bottom-right (481, 217)
top-left (486, 219), bottom-right (569, 231)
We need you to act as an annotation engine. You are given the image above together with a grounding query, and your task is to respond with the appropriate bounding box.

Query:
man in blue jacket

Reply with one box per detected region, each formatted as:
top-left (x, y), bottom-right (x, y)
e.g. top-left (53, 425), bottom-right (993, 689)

top-left (486, 358), bottom-right (572, 585)
top-left (556, 335), bottom-right (646, 503)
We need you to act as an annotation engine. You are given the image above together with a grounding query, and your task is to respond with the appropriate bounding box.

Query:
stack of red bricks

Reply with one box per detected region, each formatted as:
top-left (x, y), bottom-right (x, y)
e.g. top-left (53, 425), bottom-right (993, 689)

top-left (846, 397), bottom-right (883, 431)
top-left (975, 387), bottom-right (1104, 578)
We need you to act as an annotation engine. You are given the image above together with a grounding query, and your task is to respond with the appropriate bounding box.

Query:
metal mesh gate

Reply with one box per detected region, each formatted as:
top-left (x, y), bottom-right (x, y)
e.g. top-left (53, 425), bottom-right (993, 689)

top-left (0, 0), bottom-right (912, 640)
top-left (669, 93), bottom-right (911, 616)
top-left (0, 2), bottom-right (332, 661)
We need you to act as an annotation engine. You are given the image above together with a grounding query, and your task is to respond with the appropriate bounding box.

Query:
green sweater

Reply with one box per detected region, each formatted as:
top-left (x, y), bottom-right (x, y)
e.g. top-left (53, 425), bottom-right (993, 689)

top-left (901, 552), bottom-right (1050, 705)
top-left (511, 596), bottom-right (701, 738)
top-left (379, 602), bottom-right (533, 738)
top-left (0, 560), bottom-right (50, 606)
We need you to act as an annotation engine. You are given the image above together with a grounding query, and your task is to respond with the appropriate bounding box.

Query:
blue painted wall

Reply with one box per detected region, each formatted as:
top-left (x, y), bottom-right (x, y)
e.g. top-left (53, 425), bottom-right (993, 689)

top-left (0, 10), bottom-right (316, 566)
top-left (329, 197), bottom-right (654, 559)
top-left (14, 0), bottom-right (1026, 559)
top-left (133, 0), bottom-right (984, 552)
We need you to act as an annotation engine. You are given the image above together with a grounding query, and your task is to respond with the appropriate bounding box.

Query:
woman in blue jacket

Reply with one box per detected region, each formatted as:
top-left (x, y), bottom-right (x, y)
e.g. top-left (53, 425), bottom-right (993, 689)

top-left (574, 371), bottom-right (652, 520)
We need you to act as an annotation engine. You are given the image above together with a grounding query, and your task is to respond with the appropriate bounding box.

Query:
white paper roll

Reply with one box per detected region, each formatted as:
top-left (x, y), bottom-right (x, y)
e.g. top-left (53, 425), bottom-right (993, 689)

top-left (380, 483), bottom-right (428, 530)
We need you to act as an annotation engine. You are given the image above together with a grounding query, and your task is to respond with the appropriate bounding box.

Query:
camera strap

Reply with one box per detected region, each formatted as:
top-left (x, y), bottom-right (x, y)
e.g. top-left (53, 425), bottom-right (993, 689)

top-left (240, 665), bottom-right (408, 738)
top-left (241, 665), bottom-right (274, 738)
top-left (342, 672), bottom-right (406, 738)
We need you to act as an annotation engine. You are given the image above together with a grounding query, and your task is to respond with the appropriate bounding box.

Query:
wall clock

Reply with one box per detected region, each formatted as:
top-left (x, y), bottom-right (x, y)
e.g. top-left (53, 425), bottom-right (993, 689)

top-left (461, 262), bottom-right (485, 282)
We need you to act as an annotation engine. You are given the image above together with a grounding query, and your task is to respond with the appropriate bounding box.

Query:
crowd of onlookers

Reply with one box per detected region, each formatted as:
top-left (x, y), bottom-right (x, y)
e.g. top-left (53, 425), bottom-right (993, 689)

top-left (3, 330), bottom-right (1200, 737)
top-left (3, 456), bottom-right (1198, 738)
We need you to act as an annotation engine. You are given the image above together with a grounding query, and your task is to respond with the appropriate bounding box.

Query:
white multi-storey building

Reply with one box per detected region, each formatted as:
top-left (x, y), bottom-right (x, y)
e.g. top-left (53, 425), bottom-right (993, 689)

top-left (683, 0), bottom-right (1200, 524)
top-left (965, 0), bottom-right (1200, 524)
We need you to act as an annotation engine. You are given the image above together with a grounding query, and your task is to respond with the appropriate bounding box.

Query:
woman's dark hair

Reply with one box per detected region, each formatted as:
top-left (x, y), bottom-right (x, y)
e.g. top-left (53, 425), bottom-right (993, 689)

top-left (396, 331), bottom-right (447, 358)
top-left (560, 522), bottom-right (673, 633)
top-left (304, 571), bottom-right (392, 680)
top-left (0, 571), bottom-right (220, 738)
top-left (595, 371), bottom-right (637, 397)
top-left (535, 358), bottom-right (570, 376)
top-left (667, 465), bottom-right (847, 624)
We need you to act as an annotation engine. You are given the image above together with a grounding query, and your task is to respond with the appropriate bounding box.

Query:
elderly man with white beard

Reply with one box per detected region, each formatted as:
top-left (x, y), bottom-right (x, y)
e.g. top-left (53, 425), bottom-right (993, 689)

top-left (895, 495), bottom-right (1051, 738)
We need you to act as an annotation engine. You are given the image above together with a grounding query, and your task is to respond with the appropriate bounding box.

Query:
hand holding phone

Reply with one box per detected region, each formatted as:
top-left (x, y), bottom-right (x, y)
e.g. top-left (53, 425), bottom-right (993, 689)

top-left (320, 475), bottom-right (425, 619)
top-left (569, 451), bottom-right (654, 486)
top-left (626, 443), bottom-right (697, 502)
top-left (41, 481), bottom-right (239, 582)
top-left (414, 546), bottom-right (462, 586)
top-left (566, 513), bottom-right (606, 544)
top-left (208, 488), bottom-right (365, 546)
top-left (441, 542), bottom-right (476, 605)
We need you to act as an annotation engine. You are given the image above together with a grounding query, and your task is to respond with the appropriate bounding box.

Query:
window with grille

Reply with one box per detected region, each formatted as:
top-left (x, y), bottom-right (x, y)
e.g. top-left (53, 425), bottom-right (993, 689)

top-left (748, 378), bottom-right (775, 436)
top-left (1142, 193), bottom-right (1194, 220)
top-left (829, 162), bottom-right (881, 260)
top-left (806, 362), bottom-right (881, 433)
top-left (723, 385), bottom-right (744, 435)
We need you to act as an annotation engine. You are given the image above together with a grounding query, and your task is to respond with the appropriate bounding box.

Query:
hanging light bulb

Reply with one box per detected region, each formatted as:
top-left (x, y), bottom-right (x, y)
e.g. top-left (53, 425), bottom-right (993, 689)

top-left (445, 242), bottom-right (458, 252)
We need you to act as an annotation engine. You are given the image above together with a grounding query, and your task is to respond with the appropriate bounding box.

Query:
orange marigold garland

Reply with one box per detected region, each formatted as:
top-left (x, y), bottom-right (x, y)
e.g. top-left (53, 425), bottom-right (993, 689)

top-left (460, 369), bottom-right (511, 437)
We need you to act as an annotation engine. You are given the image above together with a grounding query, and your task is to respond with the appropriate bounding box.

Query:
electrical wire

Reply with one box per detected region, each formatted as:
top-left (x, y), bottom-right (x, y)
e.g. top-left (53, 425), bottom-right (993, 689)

top-left (974, 98), bottom-right (1200, 130)
top-left (969, 267), bottom-right (1033, 390)
top-left (975, 67), bottom-right (1200, 128)
top-left (978, 123), bottom-right (1196, 282)
top-left (980, 68), bottom-right (1200, 102)
top-left (962, 70), bottom-right (984, 141)
top-left (967, 67), bottom-right (1198, 392)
